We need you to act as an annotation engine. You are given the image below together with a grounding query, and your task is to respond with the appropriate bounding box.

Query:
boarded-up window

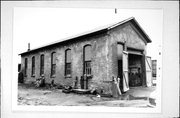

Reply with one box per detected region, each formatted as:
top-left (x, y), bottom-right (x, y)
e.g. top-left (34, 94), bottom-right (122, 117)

top-left (84, 45), bottom-right (92, 76)
top-left (31, 56), bottom-right (35, 76)
top-left (25, 58), bottom-right (28, 76)
top-left (40, 54), bottom-right (44, 76)
top-left (51, 52), bottom-right (56, 77)
top-left (65, 49), bottom-right (71, 76)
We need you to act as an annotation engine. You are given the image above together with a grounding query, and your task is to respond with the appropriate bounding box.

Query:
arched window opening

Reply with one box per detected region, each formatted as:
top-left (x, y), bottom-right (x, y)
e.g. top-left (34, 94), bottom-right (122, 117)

top-left (51, 52), bottom-right (56, 77)
top-left (40, 54), bottom-right (44, 76)
top-left (31, 56), bottom-right (35, 76)
top-left (65, 49), bottom-right (71, 76)
top-left (25, 58), bottom-right (28, 77)
top-left (84, 45), bottom-right (92, 76)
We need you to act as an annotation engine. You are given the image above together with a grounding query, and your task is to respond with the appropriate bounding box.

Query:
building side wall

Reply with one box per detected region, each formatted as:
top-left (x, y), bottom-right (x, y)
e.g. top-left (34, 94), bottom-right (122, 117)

top-left (21, 33), bottom-right (112, 93)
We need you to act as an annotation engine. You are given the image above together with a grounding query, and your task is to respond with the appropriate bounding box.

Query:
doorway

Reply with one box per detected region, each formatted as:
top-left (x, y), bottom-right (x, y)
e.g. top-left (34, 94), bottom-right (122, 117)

top-left (117, 43), bottom-right (123, 79)
top-left (128, 54), bottom-right (143, 87)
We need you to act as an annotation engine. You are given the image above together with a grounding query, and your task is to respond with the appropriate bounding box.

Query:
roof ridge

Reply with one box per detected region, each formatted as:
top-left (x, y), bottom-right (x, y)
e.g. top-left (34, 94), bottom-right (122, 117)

top-left (19, 17), bottom-right (151, 55)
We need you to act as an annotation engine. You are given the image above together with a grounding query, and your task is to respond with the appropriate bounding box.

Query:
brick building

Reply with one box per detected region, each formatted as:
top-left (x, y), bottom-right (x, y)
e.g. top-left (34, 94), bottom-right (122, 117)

top-left (19, 17), bottom-right (152, 94)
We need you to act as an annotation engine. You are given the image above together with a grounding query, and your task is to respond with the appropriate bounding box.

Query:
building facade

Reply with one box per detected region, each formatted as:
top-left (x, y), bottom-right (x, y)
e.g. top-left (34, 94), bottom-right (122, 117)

top-left (19, 17), bottom-right (152, 94)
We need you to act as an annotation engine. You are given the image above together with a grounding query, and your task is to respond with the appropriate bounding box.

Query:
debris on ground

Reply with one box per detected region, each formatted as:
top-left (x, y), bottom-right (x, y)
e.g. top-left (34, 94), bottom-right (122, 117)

top-left (18, 84), bottom-right (156, 107)
top-left (62, 85), bottom-right (72, 93)
top-left (96, 94), bottom-right (101, 98)
top-left (35, 77), bottom-right (45, 88)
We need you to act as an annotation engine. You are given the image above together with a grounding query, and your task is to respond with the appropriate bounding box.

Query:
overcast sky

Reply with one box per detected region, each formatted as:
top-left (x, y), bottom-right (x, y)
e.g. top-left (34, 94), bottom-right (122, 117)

top-left (14, 8), bottom-right (163, 63)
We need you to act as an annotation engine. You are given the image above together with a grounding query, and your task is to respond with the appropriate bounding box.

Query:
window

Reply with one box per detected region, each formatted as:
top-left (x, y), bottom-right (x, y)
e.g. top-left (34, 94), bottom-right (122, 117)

top-left (40, 54), bottom-right (44, 76)
top-left (31, 56), bottom-right (35, 76)
top-left (65, 49), bottom-right (71, 76)
top-left (51, 52), bottom-right (56, 77)
top-left (25, 58), bottom-right (28, 76)
top-left (152, 60), bottom-right (157, 77)
top-left (83, 45), bottom-right (92, 76)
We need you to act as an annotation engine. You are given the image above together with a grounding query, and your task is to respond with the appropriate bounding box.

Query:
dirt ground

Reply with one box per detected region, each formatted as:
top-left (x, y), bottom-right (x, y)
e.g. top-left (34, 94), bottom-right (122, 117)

top-left (18, 84), bottom-right (156, 107)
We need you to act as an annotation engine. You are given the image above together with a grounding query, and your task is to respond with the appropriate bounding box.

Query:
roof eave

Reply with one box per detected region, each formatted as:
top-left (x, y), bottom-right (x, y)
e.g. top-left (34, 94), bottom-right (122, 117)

top-left (19, 17), bottom-right (152, 56)
top-left (19, 28), bottom-right (108, 56)
top-left (131, 18), bottom-right (152, 43)
top-left (108, 17), bottom-right (152, 43)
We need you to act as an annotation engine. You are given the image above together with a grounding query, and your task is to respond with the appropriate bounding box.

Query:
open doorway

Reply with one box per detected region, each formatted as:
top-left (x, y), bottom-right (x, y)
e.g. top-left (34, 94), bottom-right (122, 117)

top-left (117, 43), bottom-right (145, 90)
top-left (117, 43), bottom-right (124, 91)
top-left (128, 54), bottom-right (143, 87)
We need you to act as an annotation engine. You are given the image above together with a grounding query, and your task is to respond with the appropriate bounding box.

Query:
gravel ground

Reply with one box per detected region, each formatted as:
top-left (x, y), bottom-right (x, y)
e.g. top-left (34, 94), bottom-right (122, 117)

top-left (18, 84), bottom-right (156, 107)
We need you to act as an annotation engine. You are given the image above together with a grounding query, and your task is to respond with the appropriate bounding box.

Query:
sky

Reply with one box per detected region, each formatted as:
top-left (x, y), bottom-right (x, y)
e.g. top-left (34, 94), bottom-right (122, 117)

top-left (13, 8), bottom-right (163, 63)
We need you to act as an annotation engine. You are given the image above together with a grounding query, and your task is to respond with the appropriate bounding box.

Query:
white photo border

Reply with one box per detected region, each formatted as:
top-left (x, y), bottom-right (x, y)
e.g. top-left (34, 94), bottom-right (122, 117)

top-left (1, 1), bottom-right (179, 118)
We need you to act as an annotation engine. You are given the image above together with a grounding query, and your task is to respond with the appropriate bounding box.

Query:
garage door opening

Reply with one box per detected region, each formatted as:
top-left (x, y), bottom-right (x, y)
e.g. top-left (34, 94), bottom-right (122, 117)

top-left (128, 54), bottom-right (143, 87)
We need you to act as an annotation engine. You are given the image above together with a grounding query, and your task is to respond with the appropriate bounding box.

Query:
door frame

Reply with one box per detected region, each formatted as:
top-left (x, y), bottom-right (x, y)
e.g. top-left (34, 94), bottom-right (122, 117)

top-left (128, 53), bottom-right (143, 87)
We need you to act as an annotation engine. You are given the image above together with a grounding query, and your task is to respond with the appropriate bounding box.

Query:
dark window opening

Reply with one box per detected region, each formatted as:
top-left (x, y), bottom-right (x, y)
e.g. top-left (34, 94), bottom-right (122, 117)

top-left (18, 64), bottom-right (21, 72)
top-left (31, 56), bottom-right (35, 76)
top-left (65, 49), bottom-right (71, 77)
top-left (84, 61), bottom-right (91, 75)
top-left (51, 52), bottom-right (56, 77)
top-left (40, 54), bottom-right (44, 76)
top-left (84, 45), bottom-right (92, 76)
top-left (117, 44), bottom-right (124, 78)
top-left (25, 58), bottom-right (28, 77)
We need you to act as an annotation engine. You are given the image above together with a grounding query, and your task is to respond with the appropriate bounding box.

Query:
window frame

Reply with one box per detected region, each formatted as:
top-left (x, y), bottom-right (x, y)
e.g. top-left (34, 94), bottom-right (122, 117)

top-left (65, 49), bottom-right (72, 77)
top-left (31, 56), bottom-right (35, 77)
top-left (40, 54), bottom-right (44, 76)
top-left (83, 44), bottom-right (92, 76)
top-left (51, 52), bottom-right (56, 77)
top-left (24, 58), bottom-right (28, 77)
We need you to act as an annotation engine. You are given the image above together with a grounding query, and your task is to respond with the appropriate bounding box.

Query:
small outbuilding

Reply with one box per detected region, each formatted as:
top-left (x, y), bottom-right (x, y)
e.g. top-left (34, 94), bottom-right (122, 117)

top-left (19, 17), bottom-right (152, 94)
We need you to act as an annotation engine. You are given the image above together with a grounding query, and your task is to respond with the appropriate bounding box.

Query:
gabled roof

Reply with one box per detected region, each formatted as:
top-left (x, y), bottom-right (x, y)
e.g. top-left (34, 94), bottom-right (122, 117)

top-left (19, 17), bottom-right (151, 55)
